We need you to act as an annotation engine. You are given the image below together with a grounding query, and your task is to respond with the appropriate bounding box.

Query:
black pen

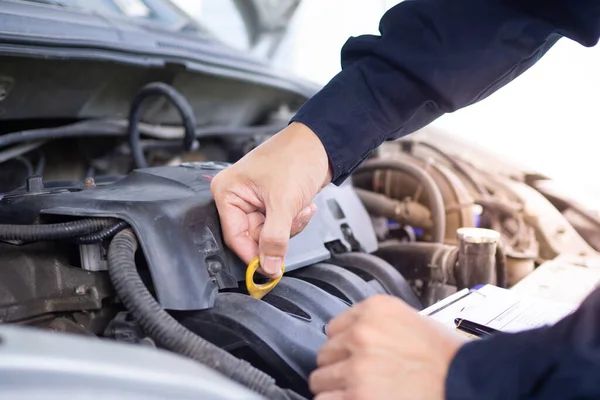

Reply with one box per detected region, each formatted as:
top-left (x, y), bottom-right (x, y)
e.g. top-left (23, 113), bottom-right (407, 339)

top-left (454, 318), bottom-right (499, 338)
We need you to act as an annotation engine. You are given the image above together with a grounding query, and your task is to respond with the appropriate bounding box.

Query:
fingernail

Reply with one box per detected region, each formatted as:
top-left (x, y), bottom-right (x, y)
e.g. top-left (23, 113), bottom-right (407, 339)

top-left (262, 256), bottom-right (283, 277)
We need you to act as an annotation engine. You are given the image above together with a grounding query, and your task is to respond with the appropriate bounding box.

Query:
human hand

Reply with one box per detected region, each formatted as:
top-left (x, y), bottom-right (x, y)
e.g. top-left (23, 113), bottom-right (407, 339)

top-left (210, 122), bottom-right (332, 278)
top-left (309, 295), bottom-right (468, 400)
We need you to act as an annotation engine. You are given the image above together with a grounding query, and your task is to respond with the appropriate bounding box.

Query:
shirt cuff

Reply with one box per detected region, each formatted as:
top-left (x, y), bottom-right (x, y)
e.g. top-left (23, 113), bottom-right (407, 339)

top-left (289, 71), bottom-right (383, 186)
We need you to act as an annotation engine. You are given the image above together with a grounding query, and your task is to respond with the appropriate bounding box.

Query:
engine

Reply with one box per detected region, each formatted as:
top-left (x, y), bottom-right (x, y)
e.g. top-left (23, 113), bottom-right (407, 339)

top-left (0, 159), bottom-right (512, 398)
top-left (1, 80), bottom-right (597, 399)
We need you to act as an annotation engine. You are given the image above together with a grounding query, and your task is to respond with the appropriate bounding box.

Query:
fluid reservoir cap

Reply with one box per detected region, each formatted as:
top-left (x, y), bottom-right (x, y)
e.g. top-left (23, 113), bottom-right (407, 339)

top-left (456, 227), bottom-right (500, 244)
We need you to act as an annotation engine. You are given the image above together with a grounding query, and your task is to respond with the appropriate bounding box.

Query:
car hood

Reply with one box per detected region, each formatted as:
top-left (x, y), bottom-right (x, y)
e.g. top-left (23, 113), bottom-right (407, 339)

top-left (0, 0), bottom-right (319, 125)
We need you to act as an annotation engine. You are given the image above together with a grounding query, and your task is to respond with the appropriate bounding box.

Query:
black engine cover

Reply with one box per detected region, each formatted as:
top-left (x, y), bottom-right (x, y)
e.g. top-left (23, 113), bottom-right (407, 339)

top-left (0, 164), bottom-right (231, 310)
top-left (0, 162), bottom-right (377, 310)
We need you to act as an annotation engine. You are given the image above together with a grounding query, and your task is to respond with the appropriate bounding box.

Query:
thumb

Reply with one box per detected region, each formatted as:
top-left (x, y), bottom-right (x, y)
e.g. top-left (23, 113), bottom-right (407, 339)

top-left (259, 203), bottom-right (294, 278)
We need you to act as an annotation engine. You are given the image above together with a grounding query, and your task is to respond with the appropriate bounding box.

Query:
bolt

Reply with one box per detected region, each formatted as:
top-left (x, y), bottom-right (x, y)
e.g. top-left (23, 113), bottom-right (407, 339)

top-left (207, 260), bottom-right (222, 275)
top-left (74, 285), bottom-right (88, 295)
top-left (83, 177), bottom-right (96, 188)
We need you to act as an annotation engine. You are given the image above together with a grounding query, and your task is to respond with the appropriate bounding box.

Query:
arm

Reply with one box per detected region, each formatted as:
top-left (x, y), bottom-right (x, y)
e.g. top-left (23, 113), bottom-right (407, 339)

top-left (211, 0), bottom-right (599, 278)
top-left (309, 288), bottom-right (600, 400)
top-left (291, 0), bottom-right (600, 184)
top-left (446, 287), bottom-right (600, 399)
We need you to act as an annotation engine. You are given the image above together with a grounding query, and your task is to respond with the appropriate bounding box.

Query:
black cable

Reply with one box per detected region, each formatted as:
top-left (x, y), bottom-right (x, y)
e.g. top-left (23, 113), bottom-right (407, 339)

top-left (0, 121), bottom-right (125, 150)
top-left (0, 119), bottom-right (280, 165)
top-left (0, 141), bottom-right (45, 163)
top-left (85, 165), bottom-right (95, 179)
top-left (34, 149), bottom-right (46, 176)
top-left (195, 124), bottom-right (283, 138)
top-left (128, 82), bottom-right (198, 169)
top-left (76, 220), bottom-right (129, 244)
top-left (107, 229), bottom-right (297, 400)
top-left (14, 156), bottom-right (33, 176)
top-left (0, 218), bottom-right (115, 242)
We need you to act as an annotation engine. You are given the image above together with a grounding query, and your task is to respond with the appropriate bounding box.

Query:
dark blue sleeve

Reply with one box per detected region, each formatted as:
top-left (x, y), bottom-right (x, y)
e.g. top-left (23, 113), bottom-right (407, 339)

top-left (446, 287), bottom-right (600, 399)
top-left (290, 0), bottom-right (600, 185)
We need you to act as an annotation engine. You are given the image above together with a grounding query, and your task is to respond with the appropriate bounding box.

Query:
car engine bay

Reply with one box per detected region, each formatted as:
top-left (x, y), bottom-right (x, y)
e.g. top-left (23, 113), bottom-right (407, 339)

top-left (2, 79), bottom-right (600, 399)
top-left (2, 2), bottom-right (600, 397)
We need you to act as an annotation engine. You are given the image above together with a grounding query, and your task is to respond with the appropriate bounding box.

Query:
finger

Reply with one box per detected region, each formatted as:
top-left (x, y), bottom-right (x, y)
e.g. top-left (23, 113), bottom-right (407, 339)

top-left (290, 203), bottom-right (317, 238)
top-left (247, 212), bottom-right (277, 277)
top-left (326, 307), bottom-right (361, 338)
top-left (217, 201), bottom-right (258, 264)
top-left (327, 295), bottom-right (407, 337)
top-left (317, 336), bottom-right (351, 367)
top-left (258, 200), bottom-right (295, 278)
top-left (247, 211), bottom-right (265, 243)
top-left (309, 361), bottom-right (349, 394)
top-left (314, 391), bottom-right (345, 400)
top-left (247, 212), bottom-right (273, 276)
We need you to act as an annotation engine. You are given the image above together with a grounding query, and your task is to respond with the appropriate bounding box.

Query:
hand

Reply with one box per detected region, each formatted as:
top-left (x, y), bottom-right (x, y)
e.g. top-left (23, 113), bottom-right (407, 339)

top-left (210, 122), bottom-right (332, 278)
top-left (309, 295), bottom-right (468, 400)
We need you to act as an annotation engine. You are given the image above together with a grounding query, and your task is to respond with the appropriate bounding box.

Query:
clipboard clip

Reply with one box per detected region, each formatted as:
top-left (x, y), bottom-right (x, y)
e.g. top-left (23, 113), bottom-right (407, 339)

top-left (245, 256), bottom-right (285, 300)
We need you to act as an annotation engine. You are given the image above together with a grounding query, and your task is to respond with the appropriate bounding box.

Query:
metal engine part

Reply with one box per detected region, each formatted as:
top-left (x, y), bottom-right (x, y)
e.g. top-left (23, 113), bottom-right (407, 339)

top-left (0, 240), bottom-right (114, 329)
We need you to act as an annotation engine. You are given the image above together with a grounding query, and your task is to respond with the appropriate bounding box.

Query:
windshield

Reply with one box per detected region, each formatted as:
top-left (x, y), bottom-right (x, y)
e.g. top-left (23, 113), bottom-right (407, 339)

top-left (20, 0), bottom-right (197, 30)
top-left (171, 0), bottom-right (250, 51)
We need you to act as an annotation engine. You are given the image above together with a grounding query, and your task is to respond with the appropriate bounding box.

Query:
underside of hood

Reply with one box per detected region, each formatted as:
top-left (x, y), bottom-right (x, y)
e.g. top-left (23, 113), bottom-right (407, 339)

top-left (0, 0), bottom-right (318, 127)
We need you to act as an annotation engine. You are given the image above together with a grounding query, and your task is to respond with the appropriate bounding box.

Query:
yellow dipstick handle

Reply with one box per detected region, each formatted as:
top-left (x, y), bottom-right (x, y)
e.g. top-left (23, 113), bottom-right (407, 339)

top-left (245, 256), bottom-right (285, 300)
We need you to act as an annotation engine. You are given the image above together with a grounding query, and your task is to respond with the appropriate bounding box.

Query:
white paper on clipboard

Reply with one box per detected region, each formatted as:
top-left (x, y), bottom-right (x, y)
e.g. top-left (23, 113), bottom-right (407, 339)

top-left (420, 285), bottom-right (576, 334)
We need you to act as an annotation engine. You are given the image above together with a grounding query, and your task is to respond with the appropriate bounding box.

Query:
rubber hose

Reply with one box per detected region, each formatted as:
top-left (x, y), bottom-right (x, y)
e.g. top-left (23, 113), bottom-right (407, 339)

top-left (0, 119), bottom-right (281, 160)
top-left (414, 141), bottom-right (488, 195)
top-left (107, 229), bottom-right (295, 400)
top-left (357, 158), bottom-right (446, 243)
top-left (0, 141), bottom-right (45, 164)
top-left (76, 220), bottom-right (129, 244)
top-left (34, 149), bottom-right (46, 176)
top-left (0, 218), bottom-right (115, 242)
top-left (375, 241), bottom-right (459, 285)
top-left (495, 244), bottom-right (508, 288)
top-left (0, 121), bottom-right (126, 150)
top-left (14, 156), bottom-right (33, 176)
top-left (128, 82), bottom-right (198, 169)
top-left (355, 188), bottom-right (432, 229)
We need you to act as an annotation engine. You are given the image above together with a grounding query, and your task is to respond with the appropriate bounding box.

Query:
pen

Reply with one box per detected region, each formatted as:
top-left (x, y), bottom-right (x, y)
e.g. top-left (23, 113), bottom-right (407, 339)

top-left (454, 318), bottom-right (499, 338)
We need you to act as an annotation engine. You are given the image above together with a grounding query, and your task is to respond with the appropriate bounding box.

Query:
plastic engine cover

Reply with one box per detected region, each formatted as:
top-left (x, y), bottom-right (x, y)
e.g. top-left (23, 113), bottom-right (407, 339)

top-left (0, 162), bottom-right (377, 310)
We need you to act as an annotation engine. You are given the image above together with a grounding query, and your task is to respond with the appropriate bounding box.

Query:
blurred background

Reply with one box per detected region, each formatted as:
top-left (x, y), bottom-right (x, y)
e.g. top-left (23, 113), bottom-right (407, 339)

top-left (172, 0), bottom-right (600, 211)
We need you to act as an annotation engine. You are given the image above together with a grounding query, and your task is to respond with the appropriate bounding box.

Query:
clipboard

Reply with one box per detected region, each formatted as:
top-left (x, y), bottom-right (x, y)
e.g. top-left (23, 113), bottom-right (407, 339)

top-left (420, 284), bottom-right (576, 338)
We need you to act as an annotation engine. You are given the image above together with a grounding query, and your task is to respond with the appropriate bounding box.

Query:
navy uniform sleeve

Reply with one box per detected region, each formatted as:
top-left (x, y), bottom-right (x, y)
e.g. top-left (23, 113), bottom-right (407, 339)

top-left (446, 287), bottom-right (600, 399)
top-left (290, 0), bottom-right (600, 185)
